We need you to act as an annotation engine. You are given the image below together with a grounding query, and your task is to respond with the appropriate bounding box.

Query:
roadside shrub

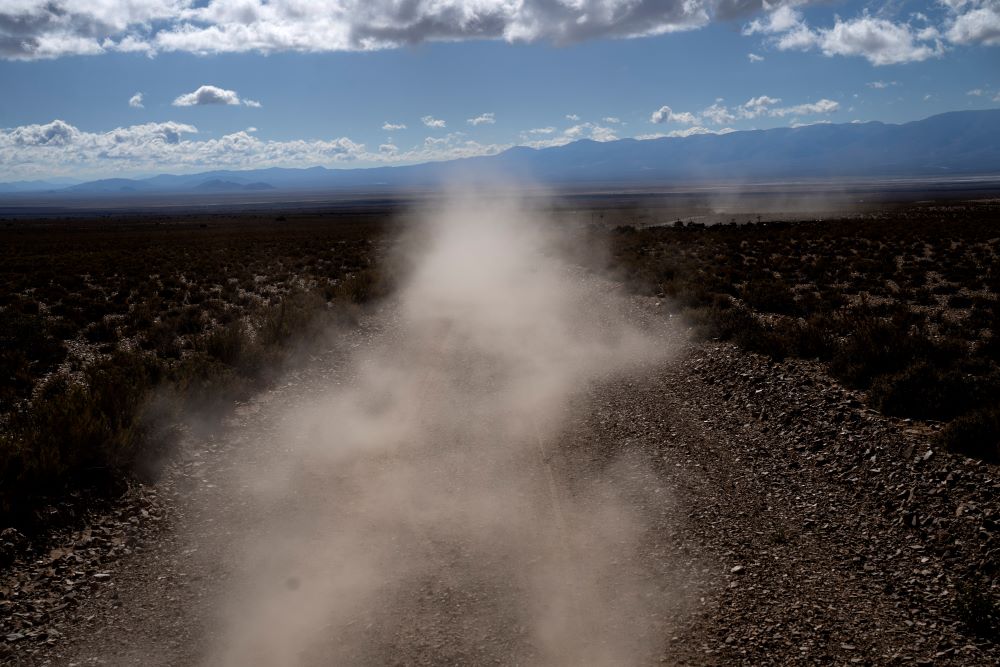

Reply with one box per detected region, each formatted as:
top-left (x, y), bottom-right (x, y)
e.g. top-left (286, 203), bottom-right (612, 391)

top-left (954, 581), bottom-right (1000, 639)
top-left (936, 406), bottom-right (1000, 462)
top-left (0, 311), bottom-right (66, 405)
top-left (740, 275), bottom-right (800, 315)
top-left (0, 351), bottom-right (172, 521)
top-left (258, 288), bottom-right (328, 347)
top-left (870, 363), bottom-right (998, 422)
top-left (830, 312), bottom-right (920, 388)
top-left (203, 321), bottom-right (248, 366)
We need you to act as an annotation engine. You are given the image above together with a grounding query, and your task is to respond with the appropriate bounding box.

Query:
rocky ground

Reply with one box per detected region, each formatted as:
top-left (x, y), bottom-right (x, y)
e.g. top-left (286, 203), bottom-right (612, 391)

top-left (2, 297), bottom-right (997, 666)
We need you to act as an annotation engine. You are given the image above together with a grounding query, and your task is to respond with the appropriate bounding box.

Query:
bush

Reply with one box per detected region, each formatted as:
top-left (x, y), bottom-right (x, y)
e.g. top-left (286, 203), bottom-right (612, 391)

top-left (0, 351), bottom-right (172, 521)
top-left (870, 363), bottom-right (999, 422)
top-left (936, 406), bottom-right (1000, 462)
top-left (740, 275), bottom-right (801, 315)
top-left (830, 312), bottom-right (922, 388)
top-left (954, 581), bottom-right (1000, 639)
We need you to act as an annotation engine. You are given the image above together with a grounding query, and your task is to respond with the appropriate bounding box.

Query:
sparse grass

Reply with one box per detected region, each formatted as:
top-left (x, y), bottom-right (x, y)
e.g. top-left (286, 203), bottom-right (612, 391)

top-left (0, 212), bottom-right (394, 529)
top-left (609, 201), bottom-right (1000, 461)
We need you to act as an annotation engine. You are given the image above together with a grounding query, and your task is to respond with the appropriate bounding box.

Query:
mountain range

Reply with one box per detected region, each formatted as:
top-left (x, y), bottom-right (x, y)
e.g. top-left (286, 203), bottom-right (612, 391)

top-left (2, 110), bottom-right (999, 197)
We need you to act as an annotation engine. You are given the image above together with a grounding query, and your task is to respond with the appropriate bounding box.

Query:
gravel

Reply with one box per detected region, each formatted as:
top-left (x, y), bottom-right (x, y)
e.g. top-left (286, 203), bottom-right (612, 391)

top-left (3, 300), bottom-right (997, 666)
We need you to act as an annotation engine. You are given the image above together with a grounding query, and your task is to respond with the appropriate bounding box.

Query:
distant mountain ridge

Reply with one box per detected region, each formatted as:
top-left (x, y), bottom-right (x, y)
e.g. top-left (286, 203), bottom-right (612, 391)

top-left (4, 110), bottom-right (1000, 196)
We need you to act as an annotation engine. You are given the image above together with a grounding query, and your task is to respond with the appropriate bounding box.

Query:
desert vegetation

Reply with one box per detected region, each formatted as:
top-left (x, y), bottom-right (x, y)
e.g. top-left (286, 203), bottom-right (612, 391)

top-left (0, 213), bottom-right (392, 528)
top-left (608, 200), bottom-right (1000, 462)
top-left (2, 201), bottom-right (998, 533)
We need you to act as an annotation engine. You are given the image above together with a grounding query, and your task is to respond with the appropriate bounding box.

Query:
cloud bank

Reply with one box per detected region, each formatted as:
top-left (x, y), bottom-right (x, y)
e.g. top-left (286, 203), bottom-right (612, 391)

top-left (0, 0), bottom-right (725, 60)
top-left (741, 2), bottom-right (1000, 65)
top-left (651, 95), bottom-right (839, 127)
top-left (0, 119), bottom-right (510, 180)
top-left (1, 1), bottom-right (996, 62)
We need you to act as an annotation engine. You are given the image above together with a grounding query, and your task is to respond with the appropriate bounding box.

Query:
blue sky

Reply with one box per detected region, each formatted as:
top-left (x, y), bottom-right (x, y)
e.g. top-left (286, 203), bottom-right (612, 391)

top-left (0, 1), bottom-right (998, 180)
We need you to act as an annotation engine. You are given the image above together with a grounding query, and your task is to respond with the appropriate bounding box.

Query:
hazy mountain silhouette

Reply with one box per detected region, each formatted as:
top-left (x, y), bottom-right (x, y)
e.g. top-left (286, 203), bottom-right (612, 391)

top-left (5, 110), bottom-right (999, 196)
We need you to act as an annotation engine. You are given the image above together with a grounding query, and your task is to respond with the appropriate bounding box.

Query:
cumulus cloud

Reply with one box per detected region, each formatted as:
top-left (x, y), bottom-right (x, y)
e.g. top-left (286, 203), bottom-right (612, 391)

top-left (0, 118), bottom-right (513, 180)
top-left (744, 6), bottom-right (950, 65)
top-left (467, 112), bottom-right (496, 126)
top-left (768, 98), bottom-right (838, 117)
top-left (422, 115), bottom-right (446, 128)
top-left (813, 15), bottom-right (945, 65)
top-left (946, 3), bottom-right (1000, 46)
top-left (790, 119), bottom-right (832, 128)
top-left (173, 85), bottom-right (248, 107)
top-left (520, 120), bottom-right (618, 148)
top-left (635, 126), bottom-right (735, 140)
top-left (653, 94), bottom-right (839, 127)
top-left (565, 113), bottom-right (580, 121)
top-left (867, 80), bottom-right (898, 89)
top-left (602, 116), bottom-right (622, 124)
top-left (129, 92), bottom-right (144, 108)
top-left (748, 52), bottom-right (764, 61)
top-left (650, 105), bottom-right (699, 124)
top-left (382, 122), bottom-right (407, 131)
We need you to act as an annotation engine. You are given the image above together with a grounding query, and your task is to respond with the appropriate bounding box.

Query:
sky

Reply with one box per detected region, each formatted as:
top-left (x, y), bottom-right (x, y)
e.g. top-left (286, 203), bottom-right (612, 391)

top-left (0, 0), bottom-right (998, 181)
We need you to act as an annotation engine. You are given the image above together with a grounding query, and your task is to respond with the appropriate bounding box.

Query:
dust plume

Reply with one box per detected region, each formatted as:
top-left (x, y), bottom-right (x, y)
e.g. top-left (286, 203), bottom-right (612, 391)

top-left (207, 191), bottom-right (681, 665)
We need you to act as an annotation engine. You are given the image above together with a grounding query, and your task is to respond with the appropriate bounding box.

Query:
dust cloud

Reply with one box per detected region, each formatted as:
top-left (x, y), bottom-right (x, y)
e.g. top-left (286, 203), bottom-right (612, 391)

top-left (208, 192), bottom-right (682, 665)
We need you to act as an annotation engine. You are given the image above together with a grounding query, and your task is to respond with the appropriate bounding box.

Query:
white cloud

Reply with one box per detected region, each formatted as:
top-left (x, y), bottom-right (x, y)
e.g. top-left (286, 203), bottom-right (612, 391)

top-left (650, 105), bottom-right (698, 124)
top-left (946, 5), bottom-right (1000, 46)
top-left (173, 85), bottom-right (246, 107)
top-left (680, 95), bottom-right (839, 126)
top-left (242, 98), bottom-right (262, 108)
top-left (815, 15), bottom-right (945, 65)
top-left (128, 92), bottom-right (144, 108)
top-left (521, 121), bottom-right (618, 148)
top-left (701, 102), bottom-right (736, 125)
top-left (666, 125), bottom-right (733, 137)
top-left (744, 7), bottom-right (949, 66)
top-left (602, 116), bottom-right (622, 124)
top-left (422, 115), bottom-right (446, 128)
top-left (635, 126), bottom-right (734, 140)
top-left (0, 118), bottom-right (512, 179)
top-left (565, 122), bottom-right (617, 141)
top-left (995, 92), bottom-right (1000, 102)
top-left (382, 122), bottom-right (407, 131)
top-left (790, 119), bottom-right (832, 128)
top-left (867, 80), bottom-right (899, 89)
top-left (565, 114), bottom-right (580, 121)
top-left (743, 5), bottom-right (804, 36)
top-left (467, 112), bottom-right (496, 126)
top-left (741, 95), bottom-right (781, 117)
top-left (768, 98), bottom-right (839, 117)
top-left (748, 52), bottom-right (764, 62)
top-left (967, 88), bottom-right (985, 96)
